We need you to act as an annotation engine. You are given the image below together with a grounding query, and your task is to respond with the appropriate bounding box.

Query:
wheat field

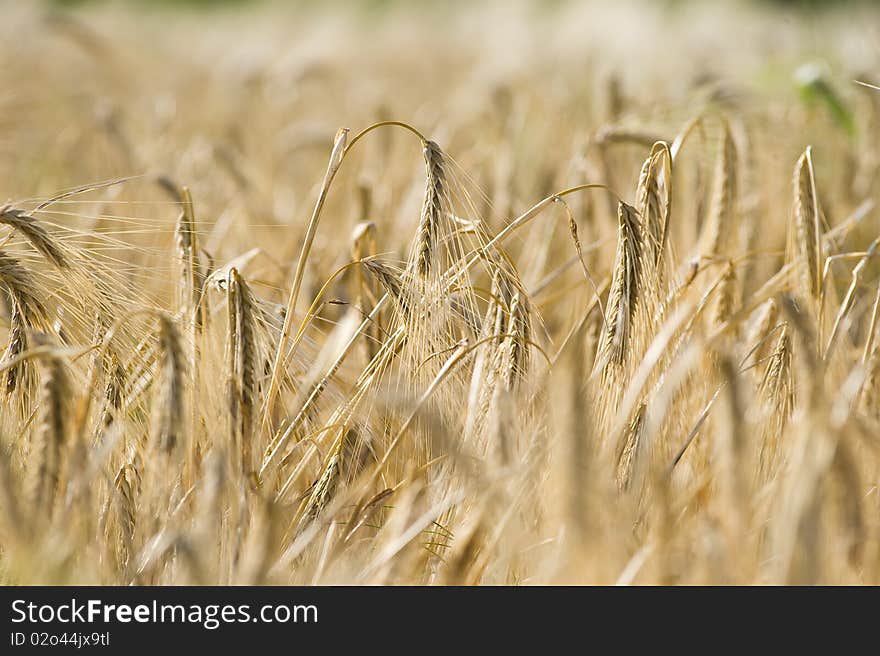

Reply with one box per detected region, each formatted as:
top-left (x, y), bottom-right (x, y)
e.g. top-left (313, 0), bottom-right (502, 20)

top-left (1, 0), bottom-right (879, 585)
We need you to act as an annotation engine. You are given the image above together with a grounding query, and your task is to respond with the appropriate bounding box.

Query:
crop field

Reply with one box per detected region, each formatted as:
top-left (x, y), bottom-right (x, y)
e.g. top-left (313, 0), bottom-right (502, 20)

top-left (0, 0), bottom-right (879, 584)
